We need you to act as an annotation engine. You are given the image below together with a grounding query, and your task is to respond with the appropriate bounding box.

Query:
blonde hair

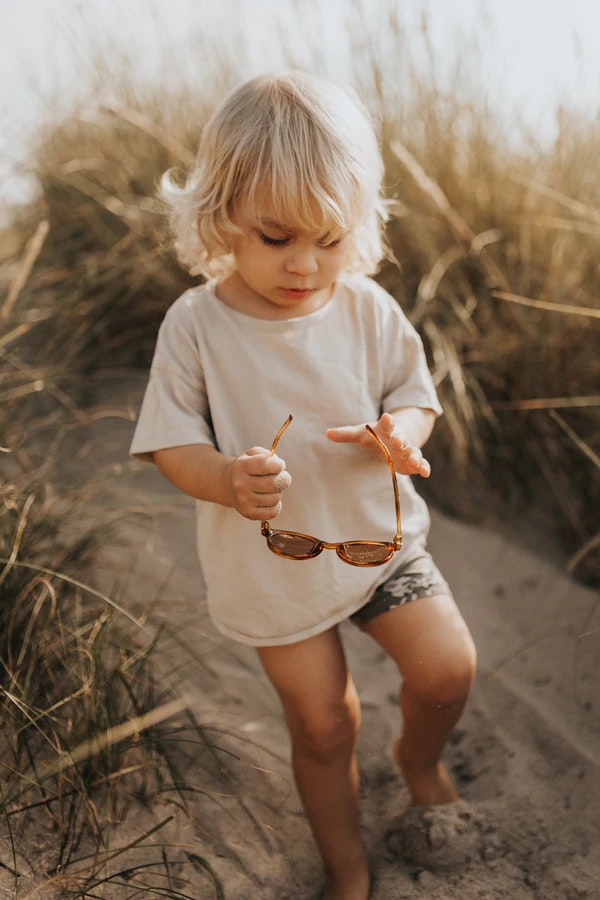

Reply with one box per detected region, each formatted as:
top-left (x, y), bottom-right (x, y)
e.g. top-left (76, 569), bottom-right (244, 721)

top-left (162, 71), bottom-right (388, 278)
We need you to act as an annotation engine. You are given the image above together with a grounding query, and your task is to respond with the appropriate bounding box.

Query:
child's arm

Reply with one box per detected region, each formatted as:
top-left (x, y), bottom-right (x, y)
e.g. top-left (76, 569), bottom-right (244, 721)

top-left (153, 443), bottom-right (292, 520)
top-left (326, 409), bottom-right (435, 478)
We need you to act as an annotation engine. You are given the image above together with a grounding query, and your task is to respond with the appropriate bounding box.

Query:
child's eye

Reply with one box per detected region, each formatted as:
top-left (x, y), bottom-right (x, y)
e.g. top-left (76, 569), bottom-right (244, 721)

top-left (318, 238), bottom-right (342, 249)
top-left (259, 232), bottom-right (289, 247)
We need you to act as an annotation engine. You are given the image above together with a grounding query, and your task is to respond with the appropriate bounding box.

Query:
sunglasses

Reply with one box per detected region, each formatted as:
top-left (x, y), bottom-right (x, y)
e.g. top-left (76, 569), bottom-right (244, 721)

top-left (260, 415), bottom-right (403, 567)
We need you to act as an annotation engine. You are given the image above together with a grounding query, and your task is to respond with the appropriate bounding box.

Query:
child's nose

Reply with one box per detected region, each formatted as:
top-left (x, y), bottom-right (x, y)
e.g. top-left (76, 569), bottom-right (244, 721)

top-left (285, 247), bottom-right (318, 275)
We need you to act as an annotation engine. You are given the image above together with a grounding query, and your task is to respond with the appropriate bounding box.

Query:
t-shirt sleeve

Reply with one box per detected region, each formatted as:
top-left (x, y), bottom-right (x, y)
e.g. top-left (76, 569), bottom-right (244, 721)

top-left (376, 286), bottom-right (443, 416)
top-left (129, 294), bottom-right (216, 462)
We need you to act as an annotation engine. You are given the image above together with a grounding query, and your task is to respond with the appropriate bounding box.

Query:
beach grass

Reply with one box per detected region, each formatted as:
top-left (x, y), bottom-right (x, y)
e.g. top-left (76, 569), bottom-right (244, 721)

top-left (0, 423), bottom-right (220, 892)
top-left (1, 213), bottom-right (221, 890)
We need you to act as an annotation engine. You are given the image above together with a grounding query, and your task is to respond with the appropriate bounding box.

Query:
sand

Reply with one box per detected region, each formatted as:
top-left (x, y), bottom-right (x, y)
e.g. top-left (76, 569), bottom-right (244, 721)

top-left (2, 412), bottom-right (599, 898)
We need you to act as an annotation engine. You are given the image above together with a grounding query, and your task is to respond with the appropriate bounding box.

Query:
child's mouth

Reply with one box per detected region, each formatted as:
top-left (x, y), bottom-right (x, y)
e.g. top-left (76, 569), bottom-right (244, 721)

top-left (283, 287), bottom-right (313, 298)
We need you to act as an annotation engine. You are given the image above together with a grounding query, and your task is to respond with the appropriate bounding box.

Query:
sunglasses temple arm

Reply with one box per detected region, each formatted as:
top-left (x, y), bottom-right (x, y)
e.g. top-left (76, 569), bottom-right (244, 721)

top-left (365, 425), bottom-right (402, 547)
top-left (262, 414), bottom-right (293, 530)
top-left (269, 413), bottom-right (293, 455)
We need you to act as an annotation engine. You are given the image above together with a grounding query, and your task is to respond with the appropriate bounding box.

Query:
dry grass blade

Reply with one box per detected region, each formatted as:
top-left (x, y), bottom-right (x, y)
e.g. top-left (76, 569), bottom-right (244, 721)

top-left (0, 558), bottom-right (148, 630)
top-left (492, 290), bottom-right (600, 319)
top-left (423, 318), bottom-right (485, 463)
top-left (186, 852), bottom-right (225, 899)
top-left (0, 495), bottom-right (36, 589)
top-left (45, 171), bottom-right (138, 229)
top-left (50, 817), bottom-right (204, 899)
top-left (0, 321), bottom-right (35, 351)
top-left (492, 396), bottom-right (600, 411)
top-left (414, 245), bottom-right (466, 313)
top-left (512, 173), bottom-right (600, 225)
top-left (567, 533), bottom-right (600, 577)
top-left (80, 861), bottom-right (199, 899)
top-left (36, 696), bottom-right (189, 776)
top-left (521, 215), bottom-right (600, 237)
top-left (548, 410), bottom-right (600, 470)
top-left (0, 379), bottom-right (45, 403)
top-left (1, 220), bottom-right (49, 320)
top-left (66, 815), bottom-right (176, 869)
top-left (99, 102), bottom-right (196, 167)
top-left (390, 139), bottom-right (510, 290)
top-left (391, 140), bottom-right (473, 241)
top-left (0, 784), bottom-right (20, 883)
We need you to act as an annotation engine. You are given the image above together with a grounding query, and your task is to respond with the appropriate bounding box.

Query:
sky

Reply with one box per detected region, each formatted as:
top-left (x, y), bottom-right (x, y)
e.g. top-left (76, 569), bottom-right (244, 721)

top-left (1, 0), bottom-right (599, 207)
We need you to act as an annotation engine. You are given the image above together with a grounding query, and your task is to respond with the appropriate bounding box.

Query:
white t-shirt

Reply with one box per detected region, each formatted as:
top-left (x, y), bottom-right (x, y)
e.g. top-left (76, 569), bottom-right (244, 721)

top-left (130, 274), bottom-right (442, 646)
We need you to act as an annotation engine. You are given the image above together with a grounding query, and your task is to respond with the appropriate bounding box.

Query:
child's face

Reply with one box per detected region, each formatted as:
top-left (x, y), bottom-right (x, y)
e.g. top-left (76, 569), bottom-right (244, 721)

top-left (224, 197), bottom-right (352, 319)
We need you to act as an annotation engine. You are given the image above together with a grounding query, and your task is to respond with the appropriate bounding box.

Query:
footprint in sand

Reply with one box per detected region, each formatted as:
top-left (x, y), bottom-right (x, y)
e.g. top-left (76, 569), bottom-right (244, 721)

top-left (385, 800), bottom-right (481, 872)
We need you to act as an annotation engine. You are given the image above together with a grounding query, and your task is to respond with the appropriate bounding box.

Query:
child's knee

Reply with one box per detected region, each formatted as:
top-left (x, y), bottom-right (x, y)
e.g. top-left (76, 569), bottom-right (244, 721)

top-left (406, 637), bottom-right (477, 707)
top-left (289, 693), bottom-right (361, 762)
top-left (439, 626), bottom-right (477, 704)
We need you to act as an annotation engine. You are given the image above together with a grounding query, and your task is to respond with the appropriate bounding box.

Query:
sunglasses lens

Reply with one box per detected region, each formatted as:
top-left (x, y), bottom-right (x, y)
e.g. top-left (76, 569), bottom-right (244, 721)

top-left (341, 542), bottom-right (394, 565)
top-left (268, 532), bottom-right (321, 558)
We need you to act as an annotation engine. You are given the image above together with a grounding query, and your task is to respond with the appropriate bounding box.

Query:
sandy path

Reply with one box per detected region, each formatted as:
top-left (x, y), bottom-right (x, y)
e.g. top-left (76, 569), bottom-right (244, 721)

top-left (2, 411), bottom-right (599, 898)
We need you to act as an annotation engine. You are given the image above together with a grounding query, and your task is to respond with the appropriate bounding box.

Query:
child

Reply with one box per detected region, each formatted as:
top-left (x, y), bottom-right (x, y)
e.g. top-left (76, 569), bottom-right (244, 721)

top-left (130, 71), bottom-right (477, 900)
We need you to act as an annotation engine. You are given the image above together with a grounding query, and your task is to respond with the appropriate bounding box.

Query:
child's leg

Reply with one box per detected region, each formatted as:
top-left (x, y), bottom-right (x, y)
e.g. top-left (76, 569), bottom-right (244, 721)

top-left (362, 593), bottom-right (476, 806)
top-left (257, 627), bottom-right (370, 900)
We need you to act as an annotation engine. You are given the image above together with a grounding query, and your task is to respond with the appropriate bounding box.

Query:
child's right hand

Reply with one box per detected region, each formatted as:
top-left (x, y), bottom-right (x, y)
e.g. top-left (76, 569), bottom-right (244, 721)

top-left (226, 447), bottom-right (292, 520)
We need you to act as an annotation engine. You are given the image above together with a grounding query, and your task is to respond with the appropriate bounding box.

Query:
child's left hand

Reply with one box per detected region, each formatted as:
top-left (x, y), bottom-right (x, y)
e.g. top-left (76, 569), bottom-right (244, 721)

top-left (326, 412), bottom-right (431, 478)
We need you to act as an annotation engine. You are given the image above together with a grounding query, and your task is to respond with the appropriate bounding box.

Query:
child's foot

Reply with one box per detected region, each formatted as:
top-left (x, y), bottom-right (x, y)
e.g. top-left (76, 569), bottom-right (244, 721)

top-left (393, 735), bottom-right (458, 806)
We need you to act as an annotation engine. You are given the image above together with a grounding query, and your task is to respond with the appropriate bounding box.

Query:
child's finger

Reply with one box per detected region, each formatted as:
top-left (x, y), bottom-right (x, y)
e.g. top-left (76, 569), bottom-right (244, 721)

top-left (325, 424), bottom-right (363, 443)
top-left (396, 443), bottom-right (431, 478)
top-left (375, 412), bottom-right (395, 435)
top-left (254, 470), bottom-right (292, 492)
top-left (418, 458), bottom-right (431, 478)
top-left (243, 448), bottom-right (288, 475)
top-left (245, 445), bottom-right (277, 459)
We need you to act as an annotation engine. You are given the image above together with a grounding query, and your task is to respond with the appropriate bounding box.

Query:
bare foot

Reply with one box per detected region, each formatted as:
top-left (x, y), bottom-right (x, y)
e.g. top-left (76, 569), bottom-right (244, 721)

top-left (393, 735), bottom-right (458, 806)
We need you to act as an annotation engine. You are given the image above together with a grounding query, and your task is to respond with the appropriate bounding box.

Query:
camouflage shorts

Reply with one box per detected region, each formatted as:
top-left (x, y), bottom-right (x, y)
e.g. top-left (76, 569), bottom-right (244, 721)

top-left (350, 553), bottom-right (452, 627)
